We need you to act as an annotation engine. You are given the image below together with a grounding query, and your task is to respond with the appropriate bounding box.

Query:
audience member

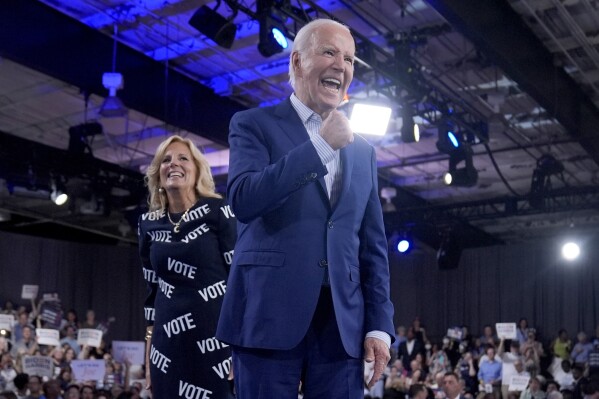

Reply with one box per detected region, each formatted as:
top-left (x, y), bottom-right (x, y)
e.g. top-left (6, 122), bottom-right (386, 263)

top-left (399, 327), bottom-right (426, 373)
top-left (517, 319), bottom-right (530, 346)
top-left (12, 372), bottom-right (28, 399)
top-left (499, 338), bottom-right (523, 399)
top-left (408, 383), bottom-right (429, 399)
top-left (481, 326), bottom-right (498, 348)
top-left (11, 313), bottom-right (34, 344)
top-left (519, 376), bottom-right (546, 399)
top-left (570, 332), bottom-right (593, 369)
top-left (443, 372), bottom-right (465, 399)
top-left (40, 380), bottom-right (62, 399)
top-left (26, 375), bottom-right (43, 399)
top-left (456, 350), bottom-right (478, 396)
top-left (477, 346), bottom-right (502, 399)
top-left (551, 330), bottom-right (572, 361)
top-left (59, 327), bottom-right (80, 357)
top-left (0, 354), bottom-right (16, 392)
top-left (64, 385), bottom-right (80, 399)
top-left (10, 327), bottom-right (37, 359)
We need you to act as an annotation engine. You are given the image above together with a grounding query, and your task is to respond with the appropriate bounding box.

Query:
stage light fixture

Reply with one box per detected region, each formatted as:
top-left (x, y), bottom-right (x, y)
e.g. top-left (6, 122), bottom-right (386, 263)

top-left (50, 182), bottom-right (68, 206)
top-left (188, 4), bottom-right (238, 49)
top-left (257, 0), bottom-right (288, 57)
top-left (99, 72), bottom-right (127, 118)
top-left (436, 119), bottom-right (461, 154)
top-left (529, 154), bottom-right (564, 209)
top-left (443, 145), bottom-right (478, 187)
top-left (400, 106), bottom-right (420, 143)
top-left (350, 103), bottom-right (392, 136)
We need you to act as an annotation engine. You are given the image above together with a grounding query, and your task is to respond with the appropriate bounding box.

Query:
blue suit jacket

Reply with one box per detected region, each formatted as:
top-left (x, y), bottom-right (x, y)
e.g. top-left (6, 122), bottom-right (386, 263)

top-left (216, 98), bottom-right (395, 358)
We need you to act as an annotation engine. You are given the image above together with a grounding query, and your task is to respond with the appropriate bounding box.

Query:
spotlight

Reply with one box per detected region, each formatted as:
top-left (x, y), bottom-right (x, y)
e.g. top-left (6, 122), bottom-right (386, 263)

top-left (50, 183), bottom-right (68, 206)
top-left (350, 103), bottom-right (392, 136)
top-left (400, 106), bottom-right (420, 143)
top-left (443, 145), bottom-right (478, 187)
top-left (188, 4), bottom-right (237, 49)
top-left (436, 119), bottom-right (461, 154)
top-left (257, 0), bottom-right (288, 57)
top-left (396, 233), bottom-right (414, 254)
top-left (561, 242), bottom-right (580, 261)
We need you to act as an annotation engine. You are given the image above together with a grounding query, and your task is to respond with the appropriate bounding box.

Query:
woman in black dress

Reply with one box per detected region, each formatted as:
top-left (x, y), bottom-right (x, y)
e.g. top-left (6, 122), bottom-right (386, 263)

top-left (139, 135), bottom-right (236, 398)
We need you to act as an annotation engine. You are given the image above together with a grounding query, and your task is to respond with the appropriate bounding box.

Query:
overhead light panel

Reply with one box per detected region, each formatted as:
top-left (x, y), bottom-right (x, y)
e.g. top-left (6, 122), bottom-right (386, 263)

top-left (257, 0), bottom-right (288, 57)
top-left (188, 4), bottom-right (237, 49)
top-left (443, 145), bottom-right (478, 187)
top-left (350, 103), bottom-right (392, 136)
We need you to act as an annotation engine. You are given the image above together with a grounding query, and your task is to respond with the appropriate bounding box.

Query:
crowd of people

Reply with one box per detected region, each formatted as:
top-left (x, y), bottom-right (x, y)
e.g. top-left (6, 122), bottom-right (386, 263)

top-left (364, 318), bottom-right (599, 399)
top-left (0, 303), bottom-right (148, 399)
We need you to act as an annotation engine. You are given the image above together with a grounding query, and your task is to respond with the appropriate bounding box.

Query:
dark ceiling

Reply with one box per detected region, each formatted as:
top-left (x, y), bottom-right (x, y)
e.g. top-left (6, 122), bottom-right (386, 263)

top-left (1, 0), bottom-right (598, 250)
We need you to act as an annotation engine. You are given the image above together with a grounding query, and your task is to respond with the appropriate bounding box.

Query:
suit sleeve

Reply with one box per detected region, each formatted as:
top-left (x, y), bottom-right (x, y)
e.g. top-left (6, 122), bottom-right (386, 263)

top-left (358, 146), bottom-right (395, 342)
top-left (227, 111), bottom-right (328, 223)
top-left (138, 215), bottom-right (157, 327)
top-left (217, 199), bottom-right (237, 274)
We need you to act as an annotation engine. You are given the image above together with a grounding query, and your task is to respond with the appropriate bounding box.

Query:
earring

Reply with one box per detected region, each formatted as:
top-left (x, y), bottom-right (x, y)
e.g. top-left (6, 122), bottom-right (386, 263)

top-left (158, 187), bottom-right (164, 193)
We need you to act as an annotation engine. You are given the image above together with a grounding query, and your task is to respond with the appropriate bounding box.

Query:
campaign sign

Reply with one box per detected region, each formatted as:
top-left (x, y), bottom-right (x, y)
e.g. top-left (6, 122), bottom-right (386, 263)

top-left (0, 314), bottom-right (13, 331)
top-left (508, 375), bottom-right (530, 392)
top-left (21, 284), bottom-right (39, 300)
top-left (71, 359), bottom-right (106, 382)
top-left (36, 328), bottom-right (60, 346)
top-left (22, 356), bottom-right (54, 378)
top-left (496, 322), bottom-right (517, 339)
top-left (77, 329), bottom-right (103, 348)
top-left (112, 341), bottom-right (145, 365)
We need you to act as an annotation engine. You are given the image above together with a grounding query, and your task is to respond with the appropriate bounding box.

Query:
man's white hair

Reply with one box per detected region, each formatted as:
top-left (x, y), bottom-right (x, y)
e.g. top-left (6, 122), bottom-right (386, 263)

top-left (288, 18), bottom-right (353, 89)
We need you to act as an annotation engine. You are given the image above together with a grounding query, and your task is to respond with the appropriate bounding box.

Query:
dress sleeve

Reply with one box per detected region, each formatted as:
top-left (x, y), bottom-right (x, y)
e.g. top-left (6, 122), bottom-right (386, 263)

top-left (138, 214), bottom-right (157, 326)
top-left (217, 198), bottom-right (237, 274)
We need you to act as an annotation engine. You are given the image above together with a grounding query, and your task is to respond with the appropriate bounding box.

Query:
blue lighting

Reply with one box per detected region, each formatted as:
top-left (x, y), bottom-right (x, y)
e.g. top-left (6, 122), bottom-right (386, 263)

top-left (447, 131), bottom-right (459, 148)
top-left (271, 27), bottom-right (288, 49)
top-left (397, 239), bottom-right (411, 253)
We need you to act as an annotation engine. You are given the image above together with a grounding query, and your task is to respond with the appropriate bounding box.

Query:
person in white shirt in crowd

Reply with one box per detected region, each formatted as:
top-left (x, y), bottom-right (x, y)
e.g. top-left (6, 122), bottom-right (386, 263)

top-left (499, 338), bottom-right (524, 399)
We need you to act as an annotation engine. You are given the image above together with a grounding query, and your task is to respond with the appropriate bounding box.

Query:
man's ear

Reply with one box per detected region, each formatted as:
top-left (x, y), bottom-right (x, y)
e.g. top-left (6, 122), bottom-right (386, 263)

top-left (292, 52), bottom-right (302, 78)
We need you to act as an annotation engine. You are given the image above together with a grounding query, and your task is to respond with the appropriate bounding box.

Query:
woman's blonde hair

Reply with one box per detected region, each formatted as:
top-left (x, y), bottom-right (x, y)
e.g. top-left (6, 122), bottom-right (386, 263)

top-left (145, 135), bottom-right (221, 211)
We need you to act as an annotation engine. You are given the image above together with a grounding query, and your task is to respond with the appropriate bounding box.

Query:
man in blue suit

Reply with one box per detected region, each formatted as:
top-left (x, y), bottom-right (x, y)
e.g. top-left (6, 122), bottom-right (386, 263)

top-left (216, 18), bottom-right (395, 398)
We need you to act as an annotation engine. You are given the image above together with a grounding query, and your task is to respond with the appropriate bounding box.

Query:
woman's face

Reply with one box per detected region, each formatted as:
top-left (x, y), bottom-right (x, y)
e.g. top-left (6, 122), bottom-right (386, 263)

top-left (159, 142), bottom-right (198, 198)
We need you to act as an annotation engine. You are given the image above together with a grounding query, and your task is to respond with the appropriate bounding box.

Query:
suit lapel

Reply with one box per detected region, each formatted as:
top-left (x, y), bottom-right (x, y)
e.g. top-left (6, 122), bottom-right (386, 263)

top-left (333, 140), bottom-right (354, 212)
top-left (274, 98), bottom-right (309, 148)
top-left (274, 99), bottom-right (329, 201)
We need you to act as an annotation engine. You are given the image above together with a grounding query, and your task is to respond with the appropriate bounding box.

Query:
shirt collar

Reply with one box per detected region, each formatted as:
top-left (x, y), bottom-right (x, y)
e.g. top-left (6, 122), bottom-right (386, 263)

top-left (290, 93), bottom-right (321, 124)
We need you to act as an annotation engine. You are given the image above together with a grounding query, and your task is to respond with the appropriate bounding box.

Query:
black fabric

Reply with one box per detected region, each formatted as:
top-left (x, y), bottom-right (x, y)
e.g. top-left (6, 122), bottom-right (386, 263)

top-left (138, 197), bottom-right (236, 399)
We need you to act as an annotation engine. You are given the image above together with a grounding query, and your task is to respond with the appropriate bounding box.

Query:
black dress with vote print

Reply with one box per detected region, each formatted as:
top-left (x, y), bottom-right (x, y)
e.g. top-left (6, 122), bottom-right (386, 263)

top-left (138, 197), bottom-right (236, 399)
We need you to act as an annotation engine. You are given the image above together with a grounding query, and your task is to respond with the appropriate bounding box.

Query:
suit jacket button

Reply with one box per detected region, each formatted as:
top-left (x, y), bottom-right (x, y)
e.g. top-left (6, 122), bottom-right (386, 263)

top-left (319, 259), bottom-right (328, 267)
top-left (328, 220), bottom-right (334, 229)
